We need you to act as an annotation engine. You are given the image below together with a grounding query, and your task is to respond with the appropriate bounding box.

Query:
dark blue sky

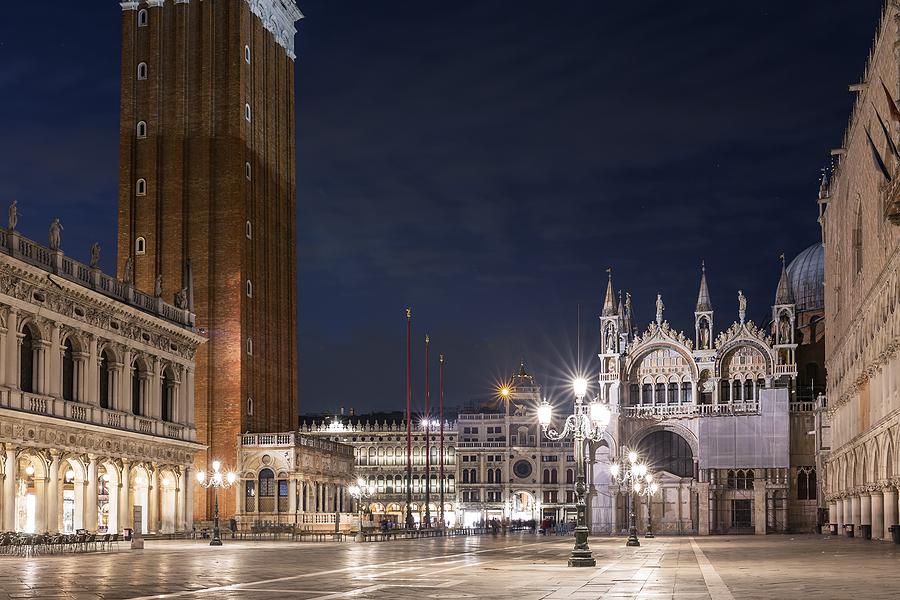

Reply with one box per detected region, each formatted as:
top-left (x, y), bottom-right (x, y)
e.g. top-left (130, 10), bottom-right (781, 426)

top-left (0, 1), bottom-right (880, 415)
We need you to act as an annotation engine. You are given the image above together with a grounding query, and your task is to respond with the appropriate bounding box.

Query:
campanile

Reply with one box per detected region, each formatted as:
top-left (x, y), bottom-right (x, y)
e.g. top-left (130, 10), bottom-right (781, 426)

top-left (116, 0), bottom-right (302, 518)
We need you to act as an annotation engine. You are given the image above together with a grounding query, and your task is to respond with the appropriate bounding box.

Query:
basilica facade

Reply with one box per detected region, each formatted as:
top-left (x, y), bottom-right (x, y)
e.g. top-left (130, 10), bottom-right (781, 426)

top-left (0, 220), bottom-right (204, 536)
top-left (587, 255), bottom-right (823, 535)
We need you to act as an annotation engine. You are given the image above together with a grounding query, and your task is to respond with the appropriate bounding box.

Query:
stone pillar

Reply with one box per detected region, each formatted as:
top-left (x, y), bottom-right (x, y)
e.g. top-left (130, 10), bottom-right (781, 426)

top-left (828, 501), bottom-right (837, 526)
top-left (754, 484), bottom-right (767, 535)
top-left (148, 467), bottom-right (158, 534)
top-left (119, 460), bottom-right (131, 532)
top-left (872, 490), bottom-right (885, 540)
top-left (884, 485), bottom-right (898, 541)
top-left (697, 482), bottom-right (710, 535)
top-left (33, 478), bottom-right (47, 533)
top-left (174, 473), bottom-right (183, 533)
top-left (288, 479), bottom-right (298, 514)
top-left (85, 456), bottom-right (98, 531)
top-left (861, 493), bottom-right (872, 529)
top-left (122, 349), bottom-right (133, 413)
top-left (851, 494), bottom-right (861, 527)
top-left (842, 496), bottom-right (850, 527)
top-left (5, 309), bottom-right (17, 387)
top-left (47, 451), bottom-right (60, 533)
top-left (3, 446), bottom-right (16, 531)
top-left (184, 466), bottom-right (194, 532)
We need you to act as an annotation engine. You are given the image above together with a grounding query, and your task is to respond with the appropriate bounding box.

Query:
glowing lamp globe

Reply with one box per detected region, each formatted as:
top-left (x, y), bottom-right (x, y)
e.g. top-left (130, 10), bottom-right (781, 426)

top-left (500, 387), bottom-right (510, 398)
top-left (226, 472), bottom-right (237, 485)
top-left (650, 483), bottom-right (659, 494)
top-left (212, 460), bottom-right (221, 472)
top-left (573, 378), bottom-right (588, 400)
top-left (196, 471), bottom-right (206, 483)
top-left (635, 463), bottom-right (647, 478)
top-left (357, 477), bottom-right (366, 488)
top-left (537, 400), bottom-right (553, 427)
top-left (590, 400), bottom-right (611, 426)
top-left (645, 473), bottom-right (654, 484)
top-left (633, 482), bottom-right (642, 493)
top-left (609, 464), bottom-right (620, 477)
top-left (628, 451), bottom-right (638, 464)
top-left (349, 484), bottom-right (360, 497)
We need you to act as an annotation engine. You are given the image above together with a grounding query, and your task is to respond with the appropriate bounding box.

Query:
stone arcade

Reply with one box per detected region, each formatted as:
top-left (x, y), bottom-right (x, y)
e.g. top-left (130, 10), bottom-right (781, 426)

top-left (0, 222), bottom-right (204, 535)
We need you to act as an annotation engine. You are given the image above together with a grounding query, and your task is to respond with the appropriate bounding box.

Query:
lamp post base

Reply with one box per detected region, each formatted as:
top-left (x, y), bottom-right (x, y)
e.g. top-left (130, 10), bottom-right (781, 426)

top-left (626, 529), bottom-right (641, 547)
top-left (209, 537), bottom-right (223, 547)
top-left (568, 551), bottom-right (597, 568)
top-left (645, 532), bottom-right (655, 539)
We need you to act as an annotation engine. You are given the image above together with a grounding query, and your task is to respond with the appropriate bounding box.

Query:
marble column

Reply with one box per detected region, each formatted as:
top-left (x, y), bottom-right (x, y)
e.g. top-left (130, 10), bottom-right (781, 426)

top-left (174, 474), bottom-right (183, 533)
top-left (85, 456), bottom-right (98, 531)
top-left (884, 485), bottom-right (898, 540)
top-left (828, 501), bottom-right (837, 526)
top-left (184, 466), bottom-right (193, 531)
top-left (841, 496), bottom-right (850, 528)
top-left (47, 451), bottom-right (60, 533)
top-left (33, 478), bottom-right (47, 533)
top-left (288, 479), bottom-right (298, 515)
top-left (872, 490), bottom-right (885, 539)
top-left (119, 460), bottom-right (131, 532)
top-left (753, 484), bottom-right (767, 535)
top-left (697, 482), bottom-right (710, 535)
top-left (861, 493), bottom-right (872, 533)
top-left (3, 446), bottom-right (16, 531)
top-left (851, 494), bottom-right (861, 528)
top-left (148, 468), bottom-right (158, 534)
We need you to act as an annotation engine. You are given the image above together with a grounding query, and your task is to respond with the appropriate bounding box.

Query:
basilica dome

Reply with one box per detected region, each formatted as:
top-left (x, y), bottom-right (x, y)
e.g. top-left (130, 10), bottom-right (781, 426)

top-left (785, 243), bottom-right (824, 313)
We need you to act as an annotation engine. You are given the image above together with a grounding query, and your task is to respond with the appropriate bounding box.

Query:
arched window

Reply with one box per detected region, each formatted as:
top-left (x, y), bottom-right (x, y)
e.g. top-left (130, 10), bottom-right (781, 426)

top-left (20, 325), bottom-right (35, 393)
top-left (246, 280), bottom-right (253, 298)
top-left (495, 468), bottom-right (502, 483)
top-left (550, 468), bottom-right (558, 484)
top-left (247, 397), bottom-right (253, 415)
top-left (628, 383), bottom-right (639, 406)
top-left (131, 361), bottom-right (143, 416)
top-left (137, 62), bottom-right (148, 80)
top-left (566, 469), bottom-right (574, 484)
top-left (655, 382), bottom-right (666, 404)
top-left (245, 45), bottom-right (251, 63)
top-left (470, 469), bottom-right (477, 483)
top-left (135, 178), bottom-right (147, 196)
top-left (245, 162), bottom-right (252, 180)
top-left (641, 383), bottom-right (652, 404)
top-left (161, 368), bottom-right (174, 422)
top-left (797, 466), bottom-right (817, 500)
top-left (667, 382), bottom-right (678, 403)
top-left (637, 430), bottom-right (694, 478)
top-left (247, 337), bottom-right (253, 355)
top-left (542, 469), bottom-right (550, 484)
top-left (258, 468), bottom-right (275, 512)
top-left (99, 349), bottom-right (113, 409)
top-left (244, 103), bottom-right (251, 122)
top-left (487, 469), bottom-right (495, 483)
top-left (136, 121), bottom-right (147, 139)
top-left (854, 204), bottom-right (863, 275)
top-left (245, 220), bottom-right (252, 239)
top-left (135, 237), bottom-right (146, 255)
top-left (62, 339), bottom-right (75, 401)
top-left (138, 8), bottom-right (148, 27)
top-left (681, 382), bottom-right (692, 403)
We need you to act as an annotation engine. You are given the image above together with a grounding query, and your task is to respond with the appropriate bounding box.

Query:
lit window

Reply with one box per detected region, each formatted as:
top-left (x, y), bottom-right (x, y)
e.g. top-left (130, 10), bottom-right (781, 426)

top-left (245, 162), bottom-right (252, 180)
top-left (135, 178), bottom-right (147, 196)
top-left (136, 121), bottom-right (147, 139)
top-left (246, 280), bottom-right (253, 298)
top-left (247, 337), bottom-right (253, 355)
top-left (244, 103), bottom-right (251, 122)
top-left (245, 220), bottom-right (252, 239)
top-left (135, 237), bottom-right (146, 255)
top-left (138, 9), bottom-right (148, 27)
top-left (245, 45), bottom-right (251, 64)
top-left (137, 62), bottom-right (148, 80)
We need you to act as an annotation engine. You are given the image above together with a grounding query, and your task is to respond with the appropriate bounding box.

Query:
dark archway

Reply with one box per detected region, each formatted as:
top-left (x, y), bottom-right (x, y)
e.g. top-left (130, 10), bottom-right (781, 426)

top-left (19, 325), bottom-right (35, 393)
top-left (637, 430), bottom-right (694, 478)
top-left (62, 339), bottom-right (75, 401)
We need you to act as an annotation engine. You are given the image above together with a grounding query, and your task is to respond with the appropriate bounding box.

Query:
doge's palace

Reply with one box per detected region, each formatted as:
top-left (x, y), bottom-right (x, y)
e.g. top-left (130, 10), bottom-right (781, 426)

top-left (0, 213), bottom-right (204, 536)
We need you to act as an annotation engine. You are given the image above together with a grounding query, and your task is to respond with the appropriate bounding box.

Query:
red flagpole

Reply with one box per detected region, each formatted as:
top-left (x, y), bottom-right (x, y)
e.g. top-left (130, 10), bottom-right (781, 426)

top-left (439, 353), bottom-right (445, 527)
top-left (405, 308), bottom-right (413, 529)
top-left (424, 334), bottom-right (431, 528)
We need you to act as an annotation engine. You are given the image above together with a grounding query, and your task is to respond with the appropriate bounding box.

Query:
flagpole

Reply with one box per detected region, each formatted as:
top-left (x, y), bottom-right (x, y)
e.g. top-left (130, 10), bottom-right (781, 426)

top-left (439, 353), bottom-right (445, 528)
top-left (406, 308), bottom-right (413, 529)
top-left (424, 334), bottom-right (431, 529)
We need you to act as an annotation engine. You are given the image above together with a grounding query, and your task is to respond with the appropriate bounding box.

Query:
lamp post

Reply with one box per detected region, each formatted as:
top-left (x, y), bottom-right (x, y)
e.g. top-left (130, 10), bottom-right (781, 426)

top-left (634, 475), bottom-right (660, 538)
top-left (537, 377), bottom-right (611, 567)
top-left (609, 449), bottom-right (653, 547)
top-left (196, 460), bottom-right (237, 547)
top-left (348, 477), bottom-right (371, 542)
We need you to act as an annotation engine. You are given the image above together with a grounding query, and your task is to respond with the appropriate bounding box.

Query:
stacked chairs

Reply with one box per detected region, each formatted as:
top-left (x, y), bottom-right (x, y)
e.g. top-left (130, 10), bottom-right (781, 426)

top-left (0, 531), bottom-right (121, 556)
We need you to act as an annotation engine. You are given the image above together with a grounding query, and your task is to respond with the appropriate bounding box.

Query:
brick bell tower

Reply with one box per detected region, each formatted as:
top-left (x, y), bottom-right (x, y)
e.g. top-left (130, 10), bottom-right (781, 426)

top-left (116, 0), bottom-right (303, 519)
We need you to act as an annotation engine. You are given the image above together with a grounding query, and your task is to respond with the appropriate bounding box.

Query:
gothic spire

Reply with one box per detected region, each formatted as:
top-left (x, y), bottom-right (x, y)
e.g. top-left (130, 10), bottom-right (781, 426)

top-left (696, 260), bottom-right (712, 313)
top-left (617, 290), bottom-right (625, 320)
top-left (602, 268), bottom-right (617, 317)
top-left (775, 254), bottom-right (795, 305)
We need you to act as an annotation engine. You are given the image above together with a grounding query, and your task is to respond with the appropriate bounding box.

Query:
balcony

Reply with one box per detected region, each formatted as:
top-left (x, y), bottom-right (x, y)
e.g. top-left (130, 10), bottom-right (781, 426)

top-left (623, 402), bottom-right (760, 419)
top-left (240, 432), bottom-right (355, 457)
top-left (0, 388), bottom-right (195, 442)
top-left (456, 441), bottom-right (507, 448)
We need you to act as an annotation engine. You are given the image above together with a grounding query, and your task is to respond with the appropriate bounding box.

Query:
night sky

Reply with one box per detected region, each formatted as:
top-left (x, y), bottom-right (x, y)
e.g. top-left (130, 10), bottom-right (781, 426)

top-left (0, 1), bottom-right (881, 416)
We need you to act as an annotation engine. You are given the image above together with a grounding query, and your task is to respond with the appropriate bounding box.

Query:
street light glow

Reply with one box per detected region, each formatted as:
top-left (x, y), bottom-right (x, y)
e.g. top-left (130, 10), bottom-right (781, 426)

top-left (537, 400), bottom-right (552, 426)
top-left (573, 377), bottom-right (588, 400)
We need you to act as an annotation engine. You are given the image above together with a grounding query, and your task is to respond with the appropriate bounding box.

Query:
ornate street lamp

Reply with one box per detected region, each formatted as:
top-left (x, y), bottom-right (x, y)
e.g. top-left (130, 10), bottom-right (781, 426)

top-left (196, 460), bottom-right (237, 546)
top-left (634, 474), bottom-right (660, 538)
top-left (537, 377), bottom-right (611, 567)
top-left (348, 477), bottom-right (372, 542)
top-left (609, 449), bottom-right (654, 547)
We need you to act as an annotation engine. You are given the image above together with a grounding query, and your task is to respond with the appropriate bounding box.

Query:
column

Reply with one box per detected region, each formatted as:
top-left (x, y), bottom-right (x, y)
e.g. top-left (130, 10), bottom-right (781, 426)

top-left (288, 479), bottom-right (298, 514)
top-left (147, 467), bottom-right (158, 534)
top-left (851, 494), bottom-right (861, 527)
top-left (3, 446), bottom-right (16, 531)
top-left (753, 483), bottom-right (767, 535)
top-left (5, 309), bottom-right (17, 387)
top-left (119, 460), bottom-right (131, 532)
top-left (85, 456), bottom-right (98, 531)
top-left (861, 492), bottom-right (872, 535)
top-left (697, 481), bottom-right (710, 535)
top-left (872, 490), bottom-right (884, 540)
top-left (152, 358), bottom-right (162, 419)
top-left (842, 496), bottom-right (851, 528)
top-left (47, 451), bottom-right (60, 533)
top-left (174, 473), bottom-right (183, 532)
top-left (122, 349), bottom-right (133, 413)
top-left (184, 466), bottom-right (193, 531)
top-left (884, 485), bottom-right (898, 541)
top-left (33, 477), bottom-right (47, 534)
top-left (49, 325), bottom-right (61, 398)
top-left (88, 335), bottom-right (98, 405)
